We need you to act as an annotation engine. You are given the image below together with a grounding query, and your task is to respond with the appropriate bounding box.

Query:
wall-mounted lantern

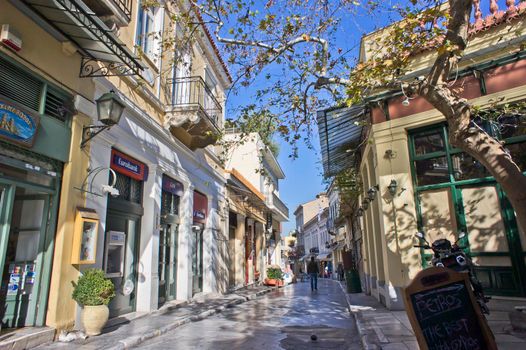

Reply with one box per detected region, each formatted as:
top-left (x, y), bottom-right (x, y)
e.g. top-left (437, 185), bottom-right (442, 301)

top-left (356, 207), bottom-right (364, 217)
top-left (81, 90), bottom-right (125, 148)
top-left (388, 179), bottom-right (398, 197)
top-left (367, 185), bottom-right (380, 201)
top-left (361, 198), bottom-right (370, 210)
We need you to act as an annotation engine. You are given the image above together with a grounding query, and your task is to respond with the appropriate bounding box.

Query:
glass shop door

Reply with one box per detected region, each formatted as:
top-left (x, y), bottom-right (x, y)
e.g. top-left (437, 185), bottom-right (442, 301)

top-left (0, 184), bottom-right (50, 328)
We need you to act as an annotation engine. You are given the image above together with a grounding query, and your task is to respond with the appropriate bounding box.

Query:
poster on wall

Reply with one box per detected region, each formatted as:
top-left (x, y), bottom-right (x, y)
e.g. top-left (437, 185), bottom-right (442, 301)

top-left (0, 96), bottom-right (40, 147)
top-left (193, 191), bottom-right (208, 224)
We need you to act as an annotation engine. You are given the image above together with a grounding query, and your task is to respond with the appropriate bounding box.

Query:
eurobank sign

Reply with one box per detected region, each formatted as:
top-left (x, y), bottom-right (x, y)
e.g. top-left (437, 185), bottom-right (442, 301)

top-left (110, 149), bottom-right (148, 181)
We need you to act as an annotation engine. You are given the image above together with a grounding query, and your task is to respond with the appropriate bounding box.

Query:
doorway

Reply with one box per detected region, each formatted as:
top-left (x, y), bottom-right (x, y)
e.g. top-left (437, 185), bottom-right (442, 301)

top-left (192, 226), bottom-right (203, 295)
top-left (158, 222), bottom-right (178, 306)
top-left (0, 184), bottom-right (53, 328)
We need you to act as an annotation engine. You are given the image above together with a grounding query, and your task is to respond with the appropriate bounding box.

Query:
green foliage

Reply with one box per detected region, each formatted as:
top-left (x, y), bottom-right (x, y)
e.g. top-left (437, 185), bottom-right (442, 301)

top-left (266, 266), bottom-right (284, 280)
top-left (334, 168), bottom-right (362, 216)
top-left (72, 269), bottom-right (115, 306)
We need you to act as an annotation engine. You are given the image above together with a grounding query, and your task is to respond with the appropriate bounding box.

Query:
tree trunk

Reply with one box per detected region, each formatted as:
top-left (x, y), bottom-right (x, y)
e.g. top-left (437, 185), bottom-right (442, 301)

top-left (424, 84), bottom-right (526, 239)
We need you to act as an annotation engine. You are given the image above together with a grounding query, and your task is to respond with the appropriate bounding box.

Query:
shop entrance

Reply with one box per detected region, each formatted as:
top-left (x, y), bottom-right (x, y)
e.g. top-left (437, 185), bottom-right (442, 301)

top-left (192, 226), bottom-right (203, 295)
top-left (105, 210), bottom-right (141, 318)
top-left (158, 221), bottom-right (178, 306)
top-left (0, 159), bottom-right (59, 329)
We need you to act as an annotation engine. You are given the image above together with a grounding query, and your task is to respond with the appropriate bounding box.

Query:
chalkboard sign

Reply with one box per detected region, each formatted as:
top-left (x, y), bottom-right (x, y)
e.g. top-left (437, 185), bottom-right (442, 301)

top-left (404, 267), bottom-right (497, 350)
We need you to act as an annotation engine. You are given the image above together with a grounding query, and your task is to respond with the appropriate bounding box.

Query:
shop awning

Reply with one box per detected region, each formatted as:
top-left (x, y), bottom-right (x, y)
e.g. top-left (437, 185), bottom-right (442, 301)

top-left (317, 106), bottom-right (367, 177)
top-left (23, 0), bottom-right (145, 77)
top-left (317, 252), bottom-right (332, 261)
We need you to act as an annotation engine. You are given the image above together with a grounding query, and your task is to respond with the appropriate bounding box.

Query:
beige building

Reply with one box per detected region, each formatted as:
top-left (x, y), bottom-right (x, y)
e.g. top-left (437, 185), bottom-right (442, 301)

top-left (223, 131), bottom-right (289, 285)
top-left (318, 2), bottom-right (526, 309)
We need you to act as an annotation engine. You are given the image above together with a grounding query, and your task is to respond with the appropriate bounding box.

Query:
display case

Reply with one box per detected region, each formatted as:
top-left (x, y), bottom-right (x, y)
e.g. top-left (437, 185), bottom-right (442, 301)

top-left (71, 208), bottom-right (99, 264)
top-left (104, 231), bottom-right (126, 278)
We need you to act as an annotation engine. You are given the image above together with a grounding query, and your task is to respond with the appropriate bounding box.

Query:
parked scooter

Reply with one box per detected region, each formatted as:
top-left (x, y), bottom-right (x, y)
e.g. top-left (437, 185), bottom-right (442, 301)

top-left (414, 231), bottom-right (491, 314)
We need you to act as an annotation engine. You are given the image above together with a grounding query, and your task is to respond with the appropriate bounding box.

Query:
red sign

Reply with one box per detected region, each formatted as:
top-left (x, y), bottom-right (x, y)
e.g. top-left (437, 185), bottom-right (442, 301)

top-left (162, 175), bottom-right (184, 196)
top-left (110, 149), bottom-right (148, 181)
top-left (193, 191), bottom-right (208, 224)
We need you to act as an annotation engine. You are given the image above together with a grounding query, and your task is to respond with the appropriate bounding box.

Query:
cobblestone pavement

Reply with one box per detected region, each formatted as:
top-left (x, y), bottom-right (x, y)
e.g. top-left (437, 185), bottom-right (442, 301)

top-left (136, 278), bottom-right (361, 350)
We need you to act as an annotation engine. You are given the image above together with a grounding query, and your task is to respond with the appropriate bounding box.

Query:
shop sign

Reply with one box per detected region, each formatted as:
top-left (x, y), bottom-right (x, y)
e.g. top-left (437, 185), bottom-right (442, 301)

top-left (110, 149), bottom-right (148, 181)
top-left (193, 191), bottom-right (208, 224)
top-left (0, 97), bottom-right (39, 147)
top-left (162, 175), bottom-right (184, 196)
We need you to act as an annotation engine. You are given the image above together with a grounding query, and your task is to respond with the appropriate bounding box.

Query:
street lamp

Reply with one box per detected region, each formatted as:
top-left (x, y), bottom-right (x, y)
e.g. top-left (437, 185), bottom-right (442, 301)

top-left (367, 185), bottom-right (379, 201)
top-left (81, 90), bottom-right (125, 148)
top-left (388, 179), bottom-right (398, 197)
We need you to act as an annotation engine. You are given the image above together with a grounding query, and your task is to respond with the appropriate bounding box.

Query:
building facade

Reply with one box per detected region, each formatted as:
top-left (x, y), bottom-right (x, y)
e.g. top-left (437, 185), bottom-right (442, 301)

top-left (1, 0), bottom-right (231, 334)
top-left (318, 1), bottom-right (526, 310)
top-left (223, 132), bottom-right (289, 285)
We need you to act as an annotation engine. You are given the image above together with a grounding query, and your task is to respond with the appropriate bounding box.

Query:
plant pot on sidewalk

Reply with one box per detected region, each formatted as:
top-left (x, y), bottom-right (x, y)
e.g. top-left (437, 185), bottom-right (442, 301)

top-left (81, 305), bottom-right (110, 336)
top-left (72, 269), bottom-right (116, 336)
top-left (345, 270), bottom-right (362, 293)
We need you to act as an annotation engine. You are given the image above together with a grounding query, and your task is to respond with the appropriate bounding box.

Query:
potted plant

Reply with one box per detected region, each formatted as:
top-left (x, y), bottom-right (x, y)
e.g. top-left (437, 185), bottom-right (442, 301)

top-left (72, 269), bottom-right (115, 336)
top-left (264, 266), bottom-right (284, 287)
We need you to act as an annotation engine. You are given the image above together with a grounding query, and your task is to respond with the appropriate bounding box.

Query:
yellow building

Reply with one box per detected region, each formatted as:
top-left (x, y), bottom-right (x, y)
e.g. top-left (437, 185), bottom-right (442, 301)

top-left (1, 0), bottom-right (231, 339)
top-left (318, 2), bottom-right (526, 309)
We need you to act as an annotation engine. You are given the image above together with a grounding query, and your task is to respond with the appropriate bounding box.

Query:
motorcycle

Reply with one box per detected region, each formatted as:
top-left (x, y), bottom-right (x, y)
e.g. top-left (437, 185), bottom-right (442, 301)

top-left (414, 231), bottom-right (491, 314)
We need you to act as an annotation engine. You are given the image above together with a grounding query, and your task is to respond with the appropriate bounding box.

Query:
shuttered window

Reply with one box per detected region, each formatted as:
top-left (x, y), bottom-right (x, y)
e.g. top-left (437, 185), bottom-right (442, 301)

top-left (0, 55), bottom-right (72, 123)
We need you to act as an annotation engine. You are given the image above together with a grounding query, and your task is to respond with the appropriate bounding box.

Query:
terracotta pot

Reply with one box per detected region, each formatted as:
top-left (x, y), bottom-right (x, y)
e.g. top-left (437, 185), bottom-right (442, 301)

top-left (81, 305), bottom-right (109, 336)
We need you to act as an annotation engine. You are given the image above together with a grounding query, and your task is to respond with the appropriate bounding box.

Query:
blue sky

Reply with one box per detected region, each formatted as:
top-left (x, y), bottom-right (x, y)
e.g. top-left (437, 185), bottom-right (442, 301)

top-left (221, 2), bottom-right (410, 236)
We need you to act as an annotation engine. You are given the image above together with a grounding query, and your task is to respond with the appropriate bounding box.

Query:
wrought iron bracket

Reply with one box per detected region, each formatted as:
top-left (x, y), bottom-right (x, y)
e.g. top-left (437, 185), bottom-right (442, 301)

top-left (81, 125), bottom-right (111, 148)
top-left (80, 56), bottom-right (138, 78)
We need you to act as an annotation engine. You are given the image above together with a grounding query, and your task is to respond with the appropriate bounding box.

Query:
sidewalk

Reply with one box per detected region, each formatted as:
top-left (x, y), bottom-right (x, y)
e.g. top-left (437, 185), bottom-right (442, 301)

top-left (35, 284), bottom-right (282, 350)
top-left (337, 281), bottom-right (526, 350)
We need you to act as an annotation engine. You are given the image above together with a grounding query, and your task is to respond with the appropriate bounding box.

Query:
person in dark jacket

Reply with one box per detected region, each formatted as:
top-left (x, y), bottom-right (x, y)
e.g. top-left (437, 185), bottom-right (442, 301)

top-left (307, 257), bottom-right (319, 291)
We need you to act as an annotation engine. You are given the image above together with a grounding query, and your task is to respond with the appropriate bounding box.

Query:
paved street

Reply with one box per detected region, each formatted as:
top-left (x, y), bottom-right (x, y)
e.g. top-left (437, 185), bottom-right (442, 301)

top-left (135, 279), bottom-right (360, 350)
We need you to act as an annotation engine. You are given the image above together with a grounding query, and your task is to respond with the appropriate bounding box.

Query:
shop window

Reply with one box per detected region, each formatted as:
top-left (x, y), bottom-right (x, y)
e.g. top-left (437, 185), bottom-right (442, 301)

top-left (505, 142), bottom-right (526, 172)
top-left (452, 152), bottom-right (490, 180)
top-left (161, 191), bottom-right (180, 216)
top-left (113, 172), bottom-right (143, 204)
top-left (413, 130), bottom-right (445, 155)
top-left (495, 114), bottom-right (526, 140)
top-left (414, 156), bottom-right (449, 186)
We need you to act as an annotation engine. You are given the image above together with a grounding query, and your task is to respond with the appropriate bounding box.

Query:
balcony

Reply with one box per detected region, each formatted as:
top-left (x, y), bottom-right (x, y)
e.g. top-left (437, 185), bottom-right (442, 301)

top-left (165, 77), bottom-right (223, 150)
top-left (267, 192), bottom-right (289, 222)
top-left (83, 0), bottom-right (132, 25)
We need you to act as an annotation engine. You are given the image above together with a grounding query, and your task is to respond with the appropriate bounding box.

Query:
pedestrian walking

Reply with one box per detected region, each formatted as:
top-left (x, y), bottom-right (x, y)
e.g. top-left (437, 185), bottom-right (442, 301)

top-left (337, 263), bottom-right (344, 281)
top-left (307, 257), bottom-right (319, 291)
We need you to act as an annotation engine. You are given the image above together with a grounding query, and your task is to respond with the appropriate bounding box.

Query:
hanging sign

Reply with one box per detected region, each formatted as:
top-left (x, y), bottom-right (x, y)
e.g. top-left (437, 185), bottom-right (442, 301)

top-left (193, 191), bottom-right (208, 224)
top-left (162, 175), bottom-right (184, 196)
top-left (110, 149), bottom-right (148, 181)
top-left (404, 267), bottom-right (497, 350)
top-left (0, 96), bottom-right (40, 147)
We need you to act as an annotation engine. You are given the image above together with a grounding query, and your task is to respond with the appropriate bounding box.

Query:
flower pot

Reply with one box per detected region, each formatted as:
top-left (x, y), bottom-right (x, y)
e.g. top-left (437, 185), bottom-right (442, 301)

top-left (81, 304), bottom-right (109, 336)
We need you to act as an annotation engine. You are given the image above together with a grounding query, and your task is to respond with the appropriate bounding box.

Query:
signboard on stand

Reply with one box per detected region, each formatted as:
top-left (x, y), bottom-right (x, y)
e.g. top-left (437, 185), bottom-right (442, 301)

top-left (403, 267), bottom-right (497, 350)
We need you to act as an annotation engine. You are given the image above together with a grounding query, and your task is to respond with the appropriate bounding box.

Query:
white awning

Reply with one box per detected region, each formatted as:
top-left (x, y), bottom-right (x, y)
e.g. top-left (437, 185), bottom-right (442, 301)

top-left (317, 252), bottom-right (332, 261)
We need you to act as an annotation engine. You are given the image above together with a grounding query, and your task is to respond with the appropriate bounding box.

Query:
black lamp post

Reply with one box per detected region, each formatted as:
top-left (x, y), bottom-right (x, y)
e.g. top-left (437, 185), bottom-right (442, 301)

top-left (81, 90), bottom-right (125, 148)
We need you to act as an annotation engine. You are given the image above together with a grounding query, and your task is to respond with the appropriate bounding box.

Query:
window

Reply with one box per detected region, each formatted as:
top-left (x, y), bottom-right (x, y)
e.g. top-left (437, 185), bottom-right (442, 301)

top-left (410, 121), bottom-right (526, 188)
top-left (137, 6), bottom-right (158, 59)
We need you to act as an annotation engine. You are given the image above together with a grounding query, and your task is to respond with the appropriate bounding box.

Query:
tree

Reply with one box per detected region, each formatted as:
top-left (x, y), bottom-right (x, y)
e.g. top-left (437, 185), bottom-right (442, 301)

top-left (159, 0), bottom-right (526, 232)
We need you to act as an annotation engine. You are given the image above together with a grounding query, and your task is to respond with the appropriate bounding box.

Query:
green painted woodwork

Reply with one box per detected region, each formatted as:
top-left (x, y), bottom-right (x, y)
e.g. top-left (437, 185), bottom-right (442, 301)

top-left (409, 123), bottom-right (526, 296)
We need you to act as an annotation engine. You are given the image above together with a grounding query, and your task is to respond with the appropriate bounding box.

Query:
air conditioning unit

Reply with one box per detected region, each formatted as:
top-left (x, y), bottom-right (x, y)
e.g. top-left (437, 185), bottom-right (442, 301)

top-left (1, 24), bottom-right (22, 52)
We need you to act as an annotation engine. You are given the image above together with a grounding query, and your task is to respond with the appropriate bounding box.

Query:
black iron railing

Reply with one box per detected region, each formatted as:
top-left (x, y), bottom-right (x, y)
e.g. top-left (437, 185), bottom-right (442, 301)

top-left (111, 0), bottom-right (132, 21)
top-left (168, 76), bottom-right (222, 129)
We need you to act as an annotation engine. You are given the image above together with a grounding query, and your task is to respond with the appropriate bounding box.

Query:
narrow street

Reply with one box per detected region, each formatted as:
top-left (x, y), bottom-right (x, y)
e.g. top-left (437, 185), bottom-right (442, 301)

top-left (136, 279), bottom-right (361, 350)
